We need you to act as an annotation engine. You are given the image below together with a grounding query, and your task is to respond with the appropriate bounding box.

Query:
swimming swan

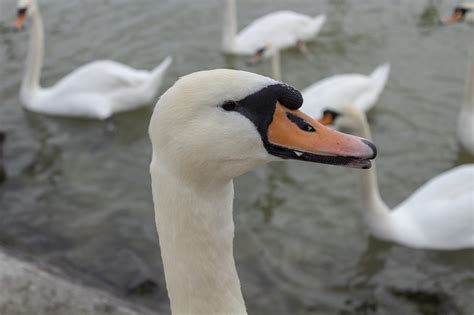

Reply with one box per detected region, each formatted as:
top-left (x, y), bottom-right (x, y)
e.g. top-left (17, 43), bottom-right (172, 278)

top-left (442, 3), bottom-right (474, 154)
top-left (222, 0), bottom-right (326, 63)
top-left (14, 0), bottom-right (172, 119)
top-left (321, 105), bottom-right (474, 250)
top-left (149, 69), bottom-right (376, 314)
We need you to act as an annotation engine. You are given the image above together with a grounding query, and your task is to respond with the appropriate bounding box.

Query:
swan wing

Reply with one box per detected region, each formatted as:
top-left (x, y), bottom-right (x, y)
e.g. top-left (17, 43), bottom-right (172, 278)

top-left (235, 11), bottom-right (325, 52)
top-left (51, 60), bottom-right (150, 95)
top-left (300, 74), bottom-right (372, 118)
top-left (397, 164), bottom-right (474, 209)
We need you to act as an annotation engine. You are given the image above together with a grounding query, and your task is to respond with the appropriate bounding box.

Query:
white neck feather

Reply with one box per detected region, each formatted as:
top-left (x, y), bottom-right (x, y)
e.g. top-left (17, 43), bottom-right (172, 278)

top-left (150, 154), bottom-right (247, 315)
top-left (222, 0), bottom-right (237, 52)
top-left (21, 1), bottom-right (43, 105)
top-left (347, 112), bottom-right (393, 237)
top-left (271, 49), bottom-right (282, 81)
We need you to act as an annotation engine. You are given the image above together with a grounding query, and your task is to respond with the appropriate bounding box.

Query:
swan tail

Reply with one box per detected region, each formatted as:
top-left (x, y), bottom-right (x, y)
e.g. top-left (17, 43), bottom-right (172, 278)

top-left (369, 63), bottom-right (391, 98)
top-left (312, 14), bottom-right (327, 34)
top-left (145, 56), bottom-right (173, 100)
top-left (354, 63), bottom-right (390, 111)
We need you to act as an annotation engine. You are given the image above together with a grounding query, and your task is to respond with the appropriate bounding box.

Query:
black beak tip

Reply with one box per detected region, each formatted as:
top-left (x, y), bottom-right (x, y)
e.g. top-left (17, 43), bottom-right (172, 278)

top-left (362, 139), bottom-right (377, 159)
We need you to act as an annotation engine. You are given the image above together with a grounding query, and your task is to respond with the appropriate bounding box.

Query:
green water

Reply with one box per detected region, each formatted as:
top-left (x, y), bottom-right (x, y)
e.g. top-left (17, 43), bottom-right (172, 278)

top-left (0, 0), bottom-right (473, 314)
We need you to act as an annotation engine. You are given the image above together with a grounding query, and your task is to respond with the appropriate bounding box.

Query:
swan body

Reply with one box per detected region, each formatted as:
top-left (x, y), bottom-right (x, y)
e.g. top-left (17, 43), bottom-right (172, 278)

top-left (323, 105), bottom-right (474, 250)
top-left (149, 69), bottom-right (376, 314)
top-left (15, 0), bottom-right (172, 119)
top-left (222, 0), bottom-right (326, 59)
top-left (300, 63), bottom-right (391, 119)
top-left (443, 3), bottom-right (474, 154)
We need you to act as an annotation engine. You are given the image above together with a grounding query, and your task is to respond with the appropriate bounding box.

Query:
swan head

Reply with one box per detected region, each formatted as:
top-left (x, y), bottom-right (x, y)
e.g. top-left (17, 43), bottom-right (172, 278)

top-left (150, 70), bottom-right (377, 181)
top-left (14, 0), bottom-right (36, 30)
top-left (246, 44), bottom-right (278, 66)
top-left (441, 3), bottom-right (474, 25)
top-left (319, 104), bottom-right (370, 138)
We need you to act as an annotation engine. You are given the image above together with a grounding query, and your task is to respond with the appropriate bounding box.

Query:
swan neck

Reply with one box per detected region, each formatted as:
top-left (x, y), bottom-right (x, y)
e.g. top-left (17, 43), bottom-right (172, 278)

top-left (222, 0), bottom-right (237, 52)
top-left (21, 4), bottom-right (43, 102)
top-left (351, 115), bottom-right (390, 220)
top-left (150, 156), bottom-right (247, 315)
top-left (271, 49), bottom-right (282, 81)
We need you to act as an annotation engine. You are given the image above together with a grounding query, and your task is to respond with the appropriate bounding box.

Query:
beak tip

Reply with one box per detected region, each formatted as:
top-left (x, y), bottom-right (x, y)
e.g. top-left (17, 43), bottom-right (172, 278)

top-left (361, 139), bottom-right (377, 159)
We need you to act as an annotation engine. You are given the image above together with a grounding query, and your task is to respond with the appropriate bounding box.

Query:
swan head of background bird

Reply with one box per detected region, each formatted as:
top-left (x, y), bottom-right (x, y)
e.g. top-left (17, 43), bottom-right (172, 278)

top-left (441, 3), bottom-right (474, 26)
top-left (246, 44), bottom-right (278, 66)
top-left (319, 104), bottom-right (369, 138)
top-left (149, 70), bottom-right (376, 181)
top-left (246, 47), bottom-right (268, 66)
top-left (14, 0), bottom-right (36, 30)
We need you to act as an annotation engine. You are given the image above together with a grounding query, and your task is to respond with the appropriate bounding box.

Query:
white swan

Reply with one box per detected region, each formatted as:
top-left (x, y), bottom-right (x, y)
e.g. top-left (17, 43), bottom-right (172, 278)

top-left (321, 104), bottom-right (474, 250)
top-left (299, 63), bottom-right (391, 120)
top-left (14, 0), bottom-right (172, 120)
top-left (222, 0), bottom-right (326, 63)
top-left (149, 69), bottom-right (377, 314)
top-left (442, 3), bottom-right (474, 154)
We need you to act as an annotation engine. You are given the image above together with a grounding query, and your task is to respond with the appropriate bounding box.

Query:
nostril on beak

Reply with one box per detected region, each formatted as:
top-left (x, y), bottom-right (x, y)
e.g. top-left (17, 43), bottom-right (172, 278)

top-left (362, 139), bottom-right (377, 159)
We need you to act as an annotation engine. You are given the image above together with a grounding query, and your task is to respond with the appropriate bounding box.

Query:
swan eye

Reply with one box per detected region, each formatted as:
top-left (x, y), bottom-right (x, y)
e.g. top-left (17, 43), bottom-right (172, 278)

top-left (286, 113), bottom-right (315, 132)
top-left (221, 101), bottom-right (238, 111)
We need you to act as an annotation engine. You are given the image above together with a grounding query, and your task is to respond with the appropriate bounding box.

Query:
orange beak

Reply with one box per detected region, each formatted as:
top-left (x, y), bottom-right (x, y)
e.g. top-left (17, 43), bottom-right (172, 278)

top-left (14, 9), bottom-right (27, 30)
top-left (266, 103), bottom-right (376, 169)
top-left (246, 49), bottom-right (266, 66)
top-left (318, 111), bottom-right (334, 126)
top-left (441, 11), bottom-right (464, 25)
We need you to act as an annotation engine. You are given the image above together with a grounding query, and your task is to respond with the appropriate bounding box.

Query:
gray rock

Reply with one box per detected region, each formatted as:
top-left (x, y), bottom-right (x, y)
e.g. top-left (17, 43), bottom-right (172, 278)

top-left (0, 250), bottom-right (157, 315)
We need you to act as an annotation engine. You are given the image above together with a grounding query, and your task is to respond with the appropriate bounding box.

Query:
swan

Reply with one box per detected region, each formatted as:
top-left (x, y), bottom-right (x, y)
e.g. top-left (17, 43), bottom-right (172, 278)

top-left (442, 3), bottom-right (474, 154)
top-left (300, 63), bottom-right (391, 120)
top-left (222, 0), bottom-right (326, 63)
top-left (149, 69), bottom-right (377, 314)
top-left (320, 104), bottom-right (474, 250)
top-left (13, 0), bottom-right (172, 119)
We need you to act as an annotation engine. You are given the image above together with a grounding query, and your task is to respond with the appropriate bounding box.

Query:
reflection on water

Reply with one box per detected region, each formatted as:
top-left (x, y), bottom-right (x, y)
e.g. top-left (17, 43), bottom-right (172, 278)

top-left (0, 0), bottom-right (473, 314)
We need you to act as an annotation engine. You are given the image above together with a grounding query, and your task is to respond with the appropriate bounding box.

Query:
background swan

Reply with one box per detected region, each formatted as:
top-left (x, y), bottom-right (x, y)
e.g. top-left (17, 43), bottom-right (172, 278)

top-left (222, 0), bottom-right (326, 63)
top-left (14, 0), bottom-right (172, 119)
top-left (321, 104), bottom-right (474, 250)
top-left (442, 3), bottom-right (474, 155)
top-left (149, 69), bottom-right (376, 314)
top-left (300, 63), bottom-right (391, 119)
